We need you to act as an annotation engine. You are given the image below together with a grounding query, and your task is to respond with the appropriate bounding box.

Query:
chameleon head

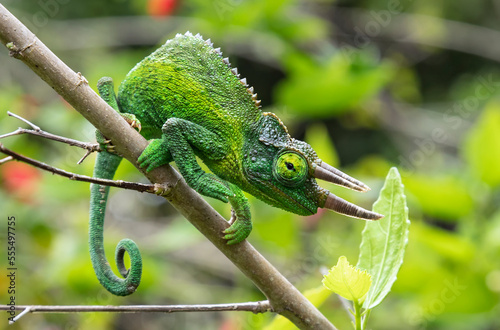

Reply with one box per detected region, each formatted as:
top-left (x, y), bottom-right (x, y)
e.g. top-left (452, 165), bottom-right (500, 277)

top-left (279, 139), bottom-right (383, 220)
top-left (243, 112), bottom-right (383, 220)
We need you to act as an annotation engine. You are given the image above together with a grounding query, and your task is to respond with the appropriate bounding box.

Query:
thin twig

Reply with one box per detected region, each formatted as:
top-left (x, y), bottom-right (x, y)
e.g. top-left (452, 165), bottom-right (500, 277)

top-left (0, 143), bottom-right (162, 193)
top-left (0, 155), bottom-right (13, 164)
top-left (77, 149), bottom-right (93, 164)
top-left (1, 301), bottom-right (272, 323)
top-left (0, 111), bottom-right (100, 153)
top-left (7, 111), bottom-right (41, 130)
top-left (9, 306), bottom-right (31, 324)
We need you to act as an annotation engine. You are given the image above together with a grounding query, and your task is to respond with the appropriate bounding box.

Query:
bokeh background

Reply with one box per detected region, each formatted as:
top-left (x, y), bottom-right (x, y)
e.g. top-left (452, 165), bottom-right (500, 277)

top-left (1, 0), bottom-right (500, 329)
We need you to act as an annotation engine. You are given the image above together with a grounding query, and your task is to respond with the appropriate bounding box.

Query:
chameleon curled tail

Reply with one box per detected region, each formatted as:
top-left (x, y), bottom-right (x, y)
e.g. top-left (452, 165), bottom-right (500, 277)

top-left (88, 80), bottom-right (142, 296)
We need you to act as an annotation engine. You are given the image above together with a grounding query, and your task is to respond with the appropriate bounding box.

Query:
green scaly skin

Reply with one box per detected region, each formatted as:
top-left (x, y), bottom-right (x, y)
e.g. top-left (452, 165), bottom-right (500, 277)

top-left (90, 32), bottom-right (377, 296)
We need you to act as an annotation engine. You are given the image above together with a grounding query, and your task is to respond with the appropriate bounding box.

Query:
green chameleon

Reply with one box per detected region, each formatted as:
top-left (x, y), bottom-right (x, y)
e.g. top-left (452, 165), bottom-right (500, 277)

top-left (89, 32), bottom-right (383, 296)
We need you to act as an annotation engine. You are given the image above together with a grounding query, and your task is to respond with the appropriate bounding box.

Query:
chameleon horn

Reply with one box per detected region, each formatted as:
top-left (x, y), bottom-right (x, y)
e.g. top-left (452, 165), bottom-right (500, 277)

top-left (314, 162), bottom-right (370, 192)
top-left (324, 193), bottom-right (383, 220)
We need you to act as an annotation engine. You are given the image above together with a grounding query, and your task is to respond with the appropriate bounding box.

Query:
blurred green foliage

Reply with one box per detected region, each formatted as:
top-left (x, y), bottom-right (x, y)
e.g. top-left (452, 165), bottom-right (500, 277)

top-left (1, 0), bottom-right (500, 329)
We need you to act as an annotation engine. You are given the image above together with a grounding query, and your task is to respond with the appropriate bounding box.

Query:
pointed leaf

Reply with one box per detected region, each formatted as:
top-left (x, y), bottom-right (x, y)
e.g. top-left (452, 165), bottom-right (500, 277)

top-left (322, 256), bottom-right (372, 304)
top-left (357, 167), bottom-right (410, 309)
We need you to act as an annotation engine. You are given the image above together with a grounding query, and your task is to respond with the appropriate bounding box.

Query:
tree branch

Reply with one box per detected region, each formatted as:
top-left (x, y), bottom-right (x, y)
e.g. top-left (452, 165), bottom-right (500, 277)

top-left (0, 4), bottom-right (335, 329)
top-left (0, 301), bottom-right (272, 324)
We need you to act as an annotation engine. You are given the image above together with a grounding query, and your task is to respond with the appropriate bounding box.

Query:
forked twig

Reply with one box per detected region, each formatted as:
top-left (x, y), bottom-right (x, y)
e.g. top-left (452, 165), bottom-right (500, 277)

top-left (0, 112), bottom-right (165, 194)
top-left (6, 111), bottom-right (41, 130)
top-left (0, 143), bottom-right (163, 193)
top-left (0, 111), bottom-right (101, 161)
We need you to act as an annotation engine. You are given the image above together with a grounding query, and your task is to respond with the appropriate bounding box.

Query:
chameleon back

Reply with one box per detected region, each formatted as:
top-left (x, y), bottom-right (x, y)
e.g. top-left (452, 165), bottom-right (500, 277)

top-left (117, 32), bottom-right (262, 141)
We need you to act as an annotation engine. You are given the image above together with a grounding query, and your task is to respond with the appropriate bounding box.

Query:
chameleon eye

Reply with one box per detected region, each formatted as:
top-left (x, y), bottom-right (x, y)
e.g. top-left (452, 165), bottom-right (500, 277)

top-left (273, 151), bottom-right (308, 186)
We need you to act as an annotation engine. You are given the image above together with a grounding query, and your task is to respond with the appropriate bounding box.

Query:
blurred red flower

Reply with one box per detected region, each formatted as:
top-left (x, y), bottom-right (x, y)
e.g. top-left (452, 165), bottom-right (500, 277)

top-left (1, 161), bottom-right (41, 203)
top-left (147, 0), bottom-right (177, 17)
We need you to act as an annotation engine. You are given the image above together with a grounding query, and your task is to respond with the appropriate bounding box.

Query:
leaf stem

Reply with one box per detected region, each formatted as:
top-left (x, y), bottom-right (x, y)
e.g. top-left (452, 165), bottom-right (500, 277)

top-left (353, 301), bottom-right (362, 330)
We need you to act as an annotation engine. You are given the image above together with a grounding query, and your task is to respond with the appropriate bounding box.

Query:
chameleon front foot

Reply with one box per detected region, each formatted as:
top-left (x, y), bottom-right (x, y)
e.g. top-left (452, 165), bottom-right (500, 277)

top-left (223, 184), bottom-right (252, 244)
top-left (223, 216), bottom-right (252, 245)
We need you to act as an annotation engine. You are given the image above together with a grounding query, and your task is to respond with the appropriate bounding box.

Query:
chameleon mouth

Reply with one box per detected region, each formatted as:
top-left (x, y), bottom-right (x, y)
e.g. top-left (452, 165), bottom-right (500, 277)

top-left (273, 185), bottom-right (317, 215)
top-left (314, 160), bottom-right (383, 221)
top-left (254, 177), bottom-right (317, 215)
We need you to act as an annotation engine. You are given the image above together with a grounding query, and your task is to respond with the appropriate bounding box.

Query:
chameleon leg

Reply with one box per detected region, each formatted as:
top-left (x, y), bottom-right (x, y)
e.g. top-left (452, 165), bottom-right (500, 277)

top-left (138, 118), bottom-right (233, 203)
top-left (97, 77), bottom-right (141, 131)
top-left (224, 183), bottom-right (252, 245)
top-left (138, 118), bottom-right (253, 244)
top-left (88, 77), bottom-right (143, 296)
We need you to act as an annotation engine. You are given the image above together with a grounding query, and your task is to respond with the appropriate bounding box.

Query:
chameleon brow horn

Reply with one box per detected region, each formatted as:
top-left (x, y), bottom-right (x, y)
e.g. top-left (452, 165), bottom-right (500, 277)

top-left (314, 161), bottom-right (383, 220)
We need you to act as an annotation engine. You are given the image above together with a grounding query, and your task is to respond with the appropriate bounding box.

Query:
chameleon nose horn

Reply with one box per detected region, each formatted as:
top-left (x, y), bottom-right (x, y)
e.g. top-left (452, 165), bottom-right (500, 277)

top-left (315, 161), bottom-right (383, 220)
top-left (324, 193), bottom-right (384, 220)
top-left (314, 161), bottom-right (370, 192)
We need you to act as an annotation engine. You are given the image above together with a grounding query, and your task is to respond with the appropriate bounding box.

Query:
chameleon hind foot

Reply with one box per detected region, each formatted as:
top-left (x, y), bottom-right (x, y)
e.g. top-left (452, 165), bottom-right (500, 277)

top-left (121, 113), bottom-right (141, 132)
top-left (96, 113), bottom-right (141, 154)
top-left (96, 130), bottom-right (115, 153)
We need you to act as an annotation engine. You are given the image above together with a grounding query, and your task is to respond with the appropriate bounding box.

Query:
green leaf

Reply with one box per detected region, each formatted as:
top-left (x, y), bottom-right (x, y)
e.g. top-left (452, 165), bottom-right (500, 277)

top-left (357, 167), bottom-right (410, 309)
top-left (463, 101), bottom-right (500, 187)
top-left (322, 256), bottom-right (372, 304)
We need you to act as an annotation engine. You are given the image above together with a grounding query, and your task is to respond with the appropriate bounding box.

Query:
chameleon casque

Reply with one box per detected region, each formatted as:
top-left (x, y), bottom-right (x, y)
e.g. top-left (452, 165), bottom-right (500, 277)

top-left (90, 31), bottom-right (383, 296)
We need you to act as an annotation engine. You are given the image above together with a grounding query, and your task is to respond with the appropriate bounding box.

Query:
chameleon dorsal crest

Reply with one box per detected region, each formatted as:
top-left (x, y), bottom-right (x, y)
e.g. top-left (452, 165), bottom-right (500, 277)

top-left (258, 112), bottom-right (290, 148)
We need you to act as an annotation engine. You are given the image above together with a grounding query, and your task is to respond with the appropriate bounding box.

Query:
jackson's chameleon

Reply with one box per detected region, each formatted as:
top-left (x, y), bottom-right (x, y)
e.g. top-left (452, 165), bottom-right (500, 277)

top-left (89, 32), bottom-right (383, 296)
